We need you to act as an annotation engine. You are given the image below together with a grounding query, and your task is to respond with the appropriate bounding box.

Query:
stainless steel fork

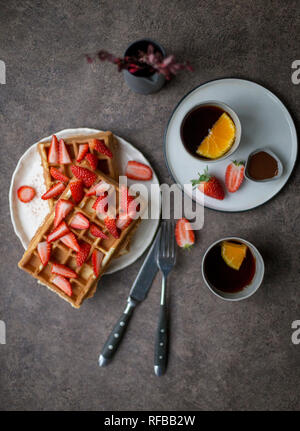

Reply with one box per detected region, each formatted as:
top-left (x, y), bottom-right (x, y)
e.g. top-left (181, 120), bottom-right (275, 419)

top-left (154, 220), bottom-right (177, 376)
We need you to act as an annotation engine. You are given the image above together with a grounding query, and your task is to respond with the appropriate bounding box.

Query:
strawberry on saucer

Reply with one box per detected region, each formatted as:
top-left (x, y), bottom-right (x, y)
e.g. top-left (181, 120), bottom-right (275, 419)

top-left (191, 167), bottom-right (225, 200)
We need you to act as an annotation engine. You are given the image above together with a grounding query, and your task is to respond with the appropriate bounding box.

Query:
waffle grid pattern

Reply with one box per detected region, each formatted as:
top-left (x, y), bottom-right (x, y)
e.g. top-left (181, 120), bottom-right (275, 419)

top-left (18, 168), bottom-right (144, 308)
top-left (38, 131), bottom-right (130, 257)
top-left (38, 131), bottom-right (118, 210)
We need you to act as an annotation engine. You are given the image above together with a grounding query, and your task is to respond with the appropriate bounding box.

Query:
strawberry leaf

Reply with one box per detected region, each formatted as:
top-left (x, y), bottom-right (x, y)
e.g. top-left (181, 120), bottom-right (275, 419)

top-left (191, 166), bottom-right (211, 188)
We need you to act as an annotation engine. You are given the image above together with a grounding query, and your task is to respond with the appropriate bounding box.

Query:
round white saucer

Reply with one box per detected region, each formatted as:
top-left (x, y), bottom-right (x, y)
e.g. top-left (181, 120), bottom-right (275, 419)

top-left (9, 128), bottom-right (160, 274)
top-left (164, 78), bottom-right (297, 211)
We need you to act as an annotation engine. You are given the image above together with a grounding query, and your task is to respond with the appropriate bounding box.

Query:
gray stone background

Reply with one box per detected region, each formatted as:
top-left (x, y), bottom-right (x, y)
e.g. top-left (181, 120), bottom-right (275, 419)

top-left (0, 0), bottom-right (299, 411)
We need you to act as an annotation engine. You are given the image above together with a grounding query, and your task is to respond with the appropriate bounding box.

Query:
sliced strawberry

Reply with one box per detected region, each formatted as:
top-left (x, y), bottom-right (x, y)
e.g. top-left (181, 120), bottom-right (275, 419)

top-left (71, 165), bottom-right (97, 187)
top-left (125, 161), bottom-right (153, 181)
top-left (104, 217), bottom-right (120, 239)
top-left (37, 241), bottom-right (51, 266)
top-left (17, 186), bottom-right (35, 203)
top-left (92, 138), bottom-right (113, 158)
top-left (50, 167), bottom-right (69, 184)
top-left (85, 153), bottom-right (98, 170)
top-left (119, 185), bottom-right (131, 214)
top-left (60, 232), bottom-right (80, 252)
top-left (51, 263), bottom-right (77, 278)
top-left (92, 249), bottom-right (104, 277)
top-left (48, 135), bottom-right (59, 163)
top-left (76, 242), bottom-right (91, 267)
top-left (92, 196), bottom-right (102, 210)
top-left (225, 161), bottom-right (245, 193)
top-left (59, 139), bottom-right (72, 164)
top-left (70, 179), bottom-right (84, 204)
top-left (54, 199), bottom-right (74, 228)
top-left (116, 214), bottom-right (132, 230)
top-left (76, 143), bottom-right (89, 162)
top-left (90, 223), bottom-right (108, 239)
top-left (47, 221), bottom-right (70, 243)
top-left (70, 212), bottom-right (90, 230)
top-left (128, 199), bottom-right (140, 218)
top-left (41, 182), bottom-right (65, 200)
top-left (86, 181), bottom-right (110, 196)
top-left (86, 183), bottom-right (97, 196)
top-left (119, 185), bottom-right (139, 218)
top-left (92, 194), bottom-right (108, 214)
top-left (118, 186), bottom-right (140, 230)
top-left (52, 275), bottom-right (73, 297)
top-left (175, 218), bottom-right (195, 249)
top-left (191, 167), bottom-right (225, 200)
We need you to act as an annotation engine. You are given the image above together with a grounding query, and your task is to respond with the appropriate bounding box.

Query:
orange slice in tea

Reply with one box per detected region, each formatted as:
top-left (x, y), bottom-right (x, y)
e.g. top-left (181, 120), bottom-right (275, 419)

top-left (221, 241), bottom-right (247, 271)
top-left (196, 113), bottom-right (236, 159)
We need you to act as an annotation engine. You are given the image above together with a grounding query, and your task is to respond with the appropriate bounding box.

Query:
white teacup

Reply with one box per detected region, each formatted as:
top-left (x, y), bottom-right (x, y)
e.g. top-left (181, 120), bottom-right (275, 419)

top-left (180, 101), bottom-right (242, 163)
top-left (202, 237), bottom-right (264, 301)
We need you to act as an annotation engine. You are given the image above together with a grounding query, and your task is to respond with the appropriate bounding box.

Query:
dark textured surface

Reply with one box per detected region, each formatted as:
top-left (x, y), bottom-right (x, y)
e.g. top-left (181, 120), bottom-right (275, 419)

top-left (0, 0), bottom-right (300, 411)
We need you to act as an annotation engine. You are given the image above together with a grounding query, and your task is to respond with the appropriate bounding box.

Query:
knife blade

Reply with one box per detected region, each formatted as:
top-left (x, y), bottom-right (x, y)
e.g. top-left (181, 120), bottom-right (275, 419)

top-left (129, 229), bottom-right (161, 302)
top-left (99, 227), bottom-right (160, 366)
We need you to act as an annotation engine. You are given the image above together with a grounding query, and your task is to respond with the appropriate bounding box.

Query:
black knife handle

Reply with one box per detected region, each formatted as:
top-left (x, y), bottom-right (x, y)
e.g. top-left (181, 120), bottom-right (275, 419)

top-left (99, 299), bottom-right (136, 367)
top-left (154, 303), bottom-right (168, 376)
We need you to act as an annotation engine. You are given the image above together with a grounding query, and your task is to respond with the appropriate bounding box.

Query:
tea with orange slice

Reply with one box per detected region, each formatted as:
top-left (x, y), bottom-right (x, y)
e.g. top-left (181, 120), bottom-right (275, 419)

top-left (203, 240), bottom-right (256, 293)
top-left (180, 105), bottom-right (236, 160)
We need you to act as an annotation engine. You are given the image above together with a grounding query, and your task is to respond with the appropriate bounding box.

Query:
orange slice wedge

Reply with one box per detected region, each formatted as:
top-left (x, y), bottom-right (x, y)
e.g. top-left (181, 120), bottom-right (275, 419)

top-left (221, 241), bottom-right (247, 270)
top-left (196, 113), bottom-right (236, 159)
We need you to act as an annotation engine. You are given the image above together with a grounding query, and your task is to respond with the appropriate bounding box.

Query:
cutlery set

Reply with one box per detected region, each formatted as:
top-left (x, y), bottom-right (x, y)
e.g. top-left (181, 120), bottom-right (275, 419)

top-left (99, 221), bottom-right (177, 375)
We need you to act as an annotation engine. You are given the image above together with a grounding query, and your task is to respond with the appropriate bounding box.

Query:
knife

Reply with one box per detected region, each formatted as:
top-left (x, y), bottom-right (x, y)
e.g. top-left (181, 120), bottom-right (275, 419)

top-left (99, 227), bottom-right (160, 367)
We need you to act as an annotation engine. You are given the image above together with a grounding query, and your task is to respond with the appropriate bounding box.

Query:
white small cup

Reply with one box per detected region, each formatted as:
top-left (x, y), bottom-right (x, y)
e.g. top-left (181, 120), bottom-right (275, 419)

top-left (245, 148), bottom-right (283, 182)
top-left (180, 100), bottom-right (242, 163)
top-left (202, 237), bottom-right (264, 301)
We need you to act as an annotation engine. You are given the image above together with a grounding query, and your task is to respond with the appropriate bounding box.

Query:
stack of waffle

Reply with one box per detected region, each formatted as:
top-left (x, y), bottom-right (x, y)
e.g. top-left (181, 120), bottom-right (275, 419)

top-left (38, 132), bottom-right (118, 209)
top-left (18, 132), bottom-right (145, 307)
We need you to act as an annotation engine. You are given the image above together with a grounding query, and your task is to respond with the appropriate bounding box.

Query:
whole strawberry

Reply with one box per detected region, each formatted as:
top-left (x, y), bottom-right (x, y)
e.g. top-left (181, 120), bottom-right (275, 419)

top-left (191, 167), bottom-right (225, 200)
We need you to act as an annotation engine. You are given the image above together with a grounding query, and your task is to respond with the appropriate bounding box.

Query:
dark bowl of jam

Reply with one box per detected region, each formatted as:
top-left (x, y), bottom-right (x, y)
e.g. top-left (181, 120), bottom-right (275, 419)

top-left (202, 237), bottom-right (264, 301)
top-left (180, 101), bottom-right (242, 162)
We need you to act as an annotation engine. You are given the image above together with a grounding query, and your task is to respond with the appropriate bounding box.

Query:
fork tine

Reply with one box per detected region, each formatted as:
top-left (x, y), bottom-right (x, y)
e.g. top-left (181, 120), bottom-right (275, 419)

top-left (165, 221), bottom-right (169, 257)
top-left (171, 220), bottom-right (175, 259)
top-left (157, 221), bottom-right (177, 266)
top-left (161, 221), bottom-right (166, 258)
top-left (166, 221), bottom-right (170, 257)
top-left (174, 221), bottom-right (177, 260)
top-left (169, 221), bottom-right (173, 258)
top-left (159, 222), bottom-right (163, 257)
top-left (169, 221), bottom-right (172, 258)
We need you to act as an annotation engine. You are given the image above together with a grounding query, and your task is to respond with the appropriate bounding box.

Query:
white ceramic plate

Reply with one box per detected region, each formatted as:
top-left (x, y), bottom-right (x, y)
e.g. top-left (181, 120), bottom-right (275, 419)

top-left (10, 128), bottom-right (160, 274)
top-left (164, 78), bottom-right (297, 211)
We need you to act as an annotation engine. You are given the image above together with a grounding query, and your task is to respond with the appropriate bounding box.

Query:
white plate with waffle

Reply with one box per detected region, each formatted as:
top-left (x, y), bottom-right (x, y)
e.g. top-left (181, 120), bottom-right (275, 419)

top-left (10, 128), bottom-right (160, 275)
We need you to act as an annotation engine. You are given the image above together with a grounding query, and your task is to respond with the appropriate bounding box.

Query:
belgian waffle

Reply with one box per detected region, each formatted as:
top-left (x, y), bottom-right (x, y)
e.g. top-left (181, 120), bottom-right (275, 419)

top-left (18, 166), bottom-right (145, 308)
top-left (38, 131), bottom-right (130, 257)
top-left (38, 131), bottom-right (118, 210)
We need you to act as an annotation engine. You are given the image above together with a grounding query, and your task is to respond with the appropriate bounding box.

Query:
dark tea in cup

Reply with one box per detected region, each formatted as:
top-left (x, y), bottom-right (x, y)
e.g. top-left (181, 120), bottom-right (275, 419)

top-left (180, 101), bottom-right (241, 161)
top-left (203, 240), bottom-right (256, 293)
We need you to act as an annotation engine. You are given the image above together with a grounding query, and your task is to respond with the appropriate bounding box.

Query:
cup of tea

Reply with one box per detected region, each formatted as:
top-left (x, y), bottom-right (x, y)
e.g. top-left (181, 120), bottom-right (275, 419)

top-left (201, 237), bottom-right (264, 301)
top-left (180, 101), bottom-right (241, 163)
